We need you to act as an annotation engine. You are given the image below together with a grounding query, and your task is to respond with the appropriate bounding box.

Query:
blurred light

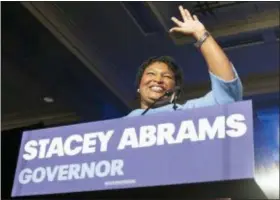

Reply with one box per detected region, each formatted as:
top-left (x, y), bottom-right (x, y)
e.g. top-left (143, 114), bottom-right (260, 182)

top-left (277, 127), bottom-right (279, 147)
top-left (43, 96), bottom-right (54, 103)
top-left (256, 166), bottom-right (279, 199)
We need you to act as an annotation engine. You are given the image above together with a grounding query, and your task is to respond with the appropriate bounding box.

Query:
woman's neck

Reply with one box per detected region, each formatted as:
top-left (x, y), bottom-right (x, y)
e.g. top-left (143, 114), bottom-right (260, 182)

top-left (140, 98), bottom-right (171, 110)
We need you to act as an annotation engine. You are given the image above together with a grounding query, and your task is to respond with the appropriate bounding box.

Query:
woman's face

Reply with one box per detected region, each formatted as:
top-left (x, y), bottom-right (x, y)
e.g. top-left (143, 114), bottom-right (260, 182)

top-left (139, 62), bottom-right (176, 109)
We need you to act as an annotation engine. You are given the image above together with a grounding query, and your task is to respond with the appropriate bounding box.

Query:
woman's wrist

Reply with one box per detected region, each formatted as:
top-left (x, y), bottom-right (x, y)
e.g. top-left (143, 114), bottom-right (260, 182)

top-left (193, 28), bottom-right (208, 40)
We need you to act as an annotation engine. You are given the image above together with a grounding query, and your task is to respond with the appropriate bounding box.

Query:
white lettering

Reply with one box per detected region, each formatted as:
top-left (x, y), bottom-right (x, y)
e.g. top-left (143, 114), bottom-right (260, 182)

top-left (46, 166), bottom-right (59, 182)
top-left (23, 130), bottom-right (115, 160)
top-left (57, 165), bottom-right (69, 181)
top-left (32, 167), bottom-right (46, 183)
top-left (198, 116), bottom-right (226, 141)
top-left (95, 160), bottom-right (111, 177)
top-left (80, 162), bottom-right (95, 179)
top-left (21, 114), bottom-right (247, 161)
top-left (38, 139), bottom-right (50, 159)
top-left (110, 159), bottom-right (124, 176)
top-left (18, 160), bottom-right (124, 184)
top-left (157, 123), bottom-right (176, 145)
top-left (139, 125), bottom-right (156, 147)
top-left (82, 133), bottom-right (97, 154)
top-left (226, 114), bottom-right (247, 137)
top-left (118, 128), bottom-right (138, 150)
top-left (176, 120), bottom-right (198, 143)
top-left (45, 137), bottom-right (64, 158)
top-left (64, 134), bottom-right (83, 156)
top-left (18, 168), bottom-right (32, 184)
top-left (23, 140), bottom-right (38, 161)
top-left (99, 130), bottom-right (114, 152)
top-left (68, 164), bottom-right (81, 180)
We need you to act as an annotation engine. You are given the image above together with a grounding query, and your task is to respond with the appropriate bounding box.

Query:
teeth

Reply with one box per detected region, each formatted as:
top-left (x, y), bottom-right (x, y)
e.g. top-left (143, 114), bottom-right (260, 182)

top-left (151, 86), bottom-right (163, 92)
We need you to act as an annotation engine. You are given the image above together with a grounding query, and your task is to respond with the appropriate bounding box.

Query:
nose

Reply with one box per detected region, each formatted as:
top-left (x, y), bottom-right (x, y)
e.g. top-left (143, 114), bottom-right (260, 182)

top-left (153, 74), bottom-right (164, 83)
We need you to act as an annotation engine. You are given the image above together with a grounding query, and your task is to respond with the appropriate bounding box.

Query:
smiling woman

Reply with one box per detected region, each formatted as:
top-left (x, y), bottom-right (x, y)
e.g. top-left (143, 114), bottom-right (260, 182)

top-left (126, 5), bottom-right (243, 117)
top-left (136, 56), bottom-right (182, 109)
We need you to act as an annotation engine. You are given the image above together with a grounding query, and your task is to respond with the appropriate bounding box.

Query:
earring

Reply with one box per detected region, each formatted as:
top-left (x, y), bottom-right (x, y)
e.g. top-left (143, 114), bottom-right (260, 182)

top-left (137, 89), bottom-right (140, 93)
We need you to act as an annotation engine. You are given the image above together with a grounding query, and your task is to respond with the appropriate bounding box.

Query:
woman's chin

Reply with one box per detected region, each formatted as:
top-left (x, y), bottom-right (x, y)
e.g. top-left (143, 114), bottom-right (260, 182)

top-left (148, 95), bottom-right (170, 105)
top-left (148, 94), bottom-right (162, 101)
top-left (149, 91), bottom-right (165, 99)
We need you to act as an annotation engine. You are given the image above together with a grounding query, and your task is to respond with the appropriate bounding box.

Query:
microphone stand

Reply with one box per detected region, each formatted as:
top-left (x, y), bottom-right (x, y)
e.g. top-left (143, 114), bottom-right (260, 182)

top-left (172, 93), bottom-right (179, 110)
top-left (141, 88), bottom-right (179, 116)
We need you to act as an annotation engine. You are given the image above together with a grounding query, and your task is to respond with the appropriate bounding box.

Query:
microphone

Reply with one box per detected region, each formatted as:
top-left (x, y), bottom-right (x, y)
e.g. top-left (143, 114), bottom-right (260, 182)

top-left (141, 86), bottom-right (181, 116)
top-left (165, 86), bottom-right (181, 98)
top-left (167, 86), bottom-right (181, 110)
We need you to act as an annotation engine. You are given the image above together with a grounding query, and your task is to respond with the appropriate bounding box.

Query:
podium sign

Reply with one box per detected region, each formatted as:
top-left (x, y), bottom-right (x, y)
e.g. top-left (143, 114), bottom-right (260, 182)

top-left (12, 101), bottom-right (254, 197)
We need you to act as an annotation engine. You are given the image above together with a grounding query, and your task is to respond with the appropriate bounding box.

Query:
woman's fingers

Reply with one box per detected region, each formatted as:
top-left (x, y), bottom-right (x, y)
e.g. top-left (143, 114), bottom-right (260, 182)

top-left (193, 15), bottom-right (199, 21)
top-left (184, 8), bottom-right (193, 20)
top-left (169, 27), bottom-right (184, 33)
top-left (171, 17), bottom-right (184, 27)
top-left (179, 5), bottom-right (188, 22)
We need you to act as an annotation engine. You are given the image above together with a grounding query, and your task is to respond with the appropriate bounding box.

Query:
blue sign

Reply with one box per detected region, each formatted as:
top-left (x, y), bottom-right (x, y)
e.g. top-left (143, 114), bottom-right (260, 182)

top-left (12, 101), bottom-right (254, 197)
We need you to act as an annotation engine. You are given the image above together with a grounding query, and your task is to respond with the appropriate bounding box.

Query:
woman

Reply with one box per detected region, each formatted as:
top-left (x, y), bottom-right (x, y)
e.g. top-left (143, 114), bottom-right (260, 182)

top-left (127, 5), bottom-right (243, 117)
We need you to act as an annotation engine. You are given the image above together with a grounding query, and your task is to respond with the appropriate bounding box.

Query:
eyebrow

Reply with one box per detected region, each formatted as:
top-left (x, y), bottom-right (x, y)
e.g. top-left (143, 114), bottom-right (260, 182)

top-left (162, 72), bottom-right (173, 75)
top-left (146, 70), bottom-right (173, 75)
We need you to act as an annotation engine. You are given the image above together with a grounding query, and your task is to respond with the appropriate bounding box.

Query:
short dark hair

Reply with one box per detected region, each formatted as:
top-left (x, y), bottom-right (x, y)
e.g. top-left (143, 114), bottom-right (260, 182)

top-left (135, 56), bottom-right (184, 88)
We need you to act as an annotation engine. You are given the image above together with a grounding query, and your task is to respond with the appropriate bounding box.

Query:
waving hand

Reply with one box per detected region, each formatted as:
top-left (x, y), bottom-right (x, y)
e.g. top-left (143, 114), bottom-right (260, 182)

top-left (169, 5), bottom-right (206, 38)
